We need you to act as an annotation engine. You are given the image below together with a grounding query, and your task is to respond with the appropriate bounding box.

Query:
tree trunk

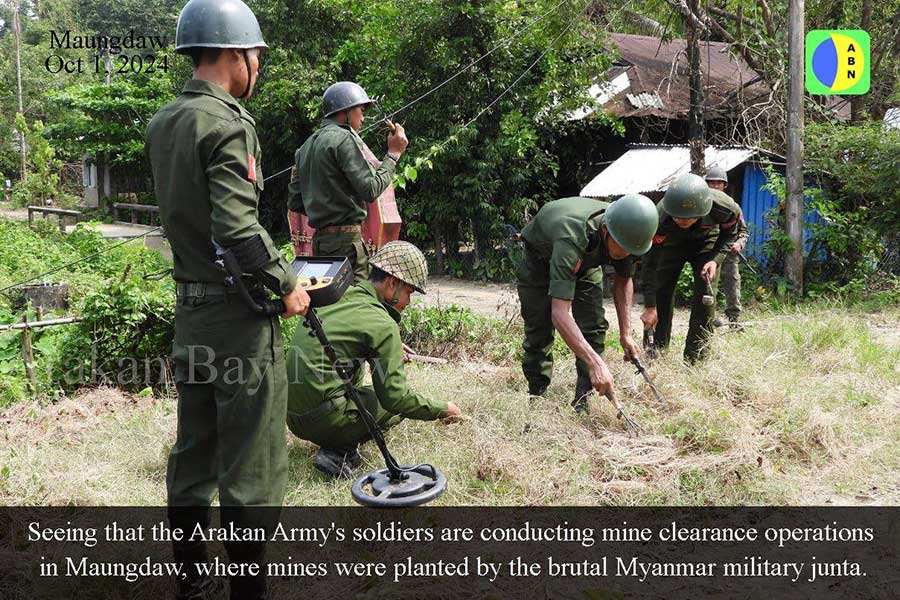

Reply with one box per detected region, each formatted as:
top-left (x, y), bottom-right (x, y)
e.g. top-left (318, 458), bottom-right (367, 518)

top-left (433, 226), bottom-right (445, 275)
top-left (850, 0), bottom-right (872, 123)
top-left (13, 3), bottom-right (27, 182)
top-left (785, 0), bottom-right (805, 293)
top-left (686, 0), bottom-right (706, 174)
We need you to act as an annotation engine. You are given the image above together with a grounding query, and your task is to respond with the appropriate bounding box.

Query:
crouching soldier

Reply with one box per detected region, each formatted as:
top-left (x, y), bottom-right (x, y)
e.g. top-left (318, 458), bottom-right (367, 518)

top-left (640, 173), bottom-right (749, 363)
top-left (286, 241), bottom-right (462, 478)
top-left (516, 194), bottom-right (659, 412)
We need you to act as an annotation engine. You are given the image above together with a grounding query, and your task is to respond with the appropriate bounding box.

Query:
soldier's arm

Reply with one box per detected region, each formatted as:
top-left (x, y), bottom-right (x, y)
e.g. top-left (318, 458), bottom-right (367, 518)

top-left (706, 201), bottom-right (744, 264)
top-left (204, 119), bottom-right (297, 295)
top-left (333, 134), bottom-right (397, 202)
top-left (369, 321), bottom-right (449, 420)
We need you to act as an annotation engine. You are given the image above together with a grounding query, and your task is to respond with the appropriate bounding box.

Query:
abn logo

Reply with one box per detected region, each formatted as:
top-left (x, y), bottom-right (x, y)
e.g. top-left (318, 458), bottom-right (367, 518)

top-left (806, 30), bottom-right (870, 95)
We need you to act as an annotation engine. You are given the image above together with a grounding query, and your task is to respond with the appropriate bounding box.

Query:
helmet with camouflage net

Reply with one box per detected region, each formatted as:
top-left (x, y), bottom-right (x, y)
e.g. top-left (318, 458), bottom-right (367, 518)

top-left (604, 194), bottom-right (658, 256)
top-left (662, 173), bottom-right (712, 218)
top-left (175, 0), bottom-right (268, 53)
top-left (704, 165), bottom-right (728, 184)
top-left (370, 241), bottom-right (428, 294)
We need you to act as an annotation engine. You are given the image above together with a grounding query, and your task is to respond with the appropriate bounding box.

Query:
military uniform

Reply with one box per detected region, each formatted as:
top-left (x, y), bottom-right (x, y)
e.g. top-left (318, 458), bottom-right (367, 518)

top-left (286, 281), bottom-right (447, 451)
top-left (642, 191), bottom-right (748, 362)
top-left (146, 78), bottom-right (296, 511)
top-left (721, 249), bottom-right (742, 320)
top-left (287, 118), bottom-right (398, 281)
top-left (517, 197), bottom-right (635, 395)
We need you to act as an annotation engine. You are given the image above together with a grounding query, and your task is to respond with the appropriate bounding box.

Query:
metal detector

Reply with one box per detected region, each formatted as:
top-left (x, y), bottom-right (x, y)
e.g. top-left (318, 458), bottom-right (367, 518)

top-left (213, 236), bottom-right (448, 507)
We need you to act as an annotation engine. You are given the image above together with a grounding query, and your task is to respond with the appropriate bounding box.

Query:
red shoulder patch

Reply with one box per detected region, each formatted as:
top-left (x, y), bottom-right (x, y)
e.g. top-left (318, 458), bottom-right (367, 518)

top-left (248, 155), bottom-right (257, 182)
top-left (573, 259), bottom-right (582, 273)
top-left (653, 234), bottom-right (666, 245)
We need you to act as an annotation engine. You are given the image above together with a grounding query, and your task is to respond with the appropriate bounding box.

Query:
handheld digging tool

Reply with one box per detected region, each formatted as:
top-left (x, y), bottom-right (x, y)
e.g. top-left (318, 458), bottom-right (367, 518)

top-left (643, 326), bottom-right (659, 360)
top-left (701, 274), bottom-right (715, 306)
top-left (630, 357), bottom-right (670, 413)
top-left (214, 237), bottom-right (447, 507)
top-left (737, 251), bottom-right (759, 276)
top-left (613, 395), bottom-right (642, 434)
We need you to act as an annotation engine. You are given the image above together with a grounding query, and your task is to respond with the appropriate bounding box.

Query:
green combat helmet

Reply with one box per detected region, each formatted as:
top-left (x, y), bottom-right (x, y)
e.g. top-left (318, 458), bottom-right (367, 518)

top-left (704, 165), bottom-right (728, 183)
top-left (662, 173), bottom-right (712, 218)
top-left (175, 0), bottom-right (268, 53)
top-left (370, 241), bottom-right (428, 294)
top-left (323, 82), bottom-right (373, 118)
top-left (604, 194), bottom-right (659, 256)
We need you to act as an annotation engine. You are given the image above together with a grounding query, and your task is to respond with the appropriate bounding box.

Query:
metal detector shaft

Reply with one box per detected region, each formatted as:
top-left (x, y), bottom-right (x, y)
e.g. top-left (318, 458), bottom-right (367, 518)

top-left (737, 251), bottom-right (759, 276)
top-left (303, 309), bottom-right (405, 480)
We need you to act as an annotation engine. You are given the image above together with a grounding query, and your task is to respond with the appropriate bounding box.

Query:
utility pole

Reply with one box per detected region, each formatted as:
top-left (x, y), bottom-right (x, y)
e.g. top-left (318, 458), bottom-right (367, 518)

top-left (13, 0), bottom-right (27, 181)
top-left (785, 0), bottom-right (805, 292)
top-left (686, 0), bottom-right (705, 174)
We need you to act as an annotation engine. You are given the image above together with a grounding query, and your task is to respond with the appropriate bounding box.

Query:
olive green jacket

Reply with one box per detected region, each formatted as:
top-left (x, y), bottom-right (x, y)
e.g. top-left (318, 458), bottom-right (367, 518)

top-left (287, 281), bottom-right (448, 420)
top-left (287, 119), bottom-right (398, 228)
top-left (518, 197), bottom-right (636, 300)
top-left (642, 192), bottom-right (749, 308)
top-left (145, 79), bottom-right (296, 295)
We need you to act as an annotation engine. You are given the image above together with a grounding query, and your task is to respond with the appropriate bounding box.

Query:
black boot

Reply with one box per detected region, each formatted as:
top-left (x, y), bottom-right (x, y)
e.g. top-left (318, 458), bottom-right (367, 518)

top-left (572, 374), bottom-right (592, 414)
top-left (170, 507), bottom-right (224, 600)
top-left (224, 540), bottom-right (268, 600)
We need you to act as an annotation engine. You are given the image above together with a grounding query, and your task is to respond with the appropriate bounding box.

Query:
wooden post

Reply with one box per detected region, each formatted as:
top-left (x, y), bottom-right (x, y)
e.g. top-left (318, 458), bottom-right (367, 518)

top-left (21, 317), bottom-right (37, 394)
top-left (785, 0), bottom-right (805, 292)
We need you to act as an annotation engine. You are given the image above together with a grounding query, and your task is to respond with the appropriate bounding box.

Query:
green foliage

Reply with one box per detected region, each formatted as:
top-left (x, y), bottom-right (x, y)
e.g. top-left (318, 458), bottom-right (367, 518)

top-left (10, 116), bottom-right (75, 208)
top-left (400, 304), bottom-right (521, 363)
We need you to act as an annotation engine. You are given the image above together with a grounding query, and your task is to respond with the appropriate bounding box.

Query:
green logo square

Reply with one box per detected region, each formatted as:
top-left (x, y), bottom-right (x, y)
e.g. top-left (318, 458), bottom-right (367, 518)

top-left (806, 30), bottom-right (870, 95)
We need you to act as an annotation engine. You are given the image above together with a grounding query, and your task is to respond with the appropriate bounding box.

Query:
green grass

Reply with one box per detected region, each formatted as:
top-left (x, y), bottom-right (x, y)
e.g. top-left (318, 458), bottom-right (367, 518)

top-left (1, 301), bottom-right (898, 506)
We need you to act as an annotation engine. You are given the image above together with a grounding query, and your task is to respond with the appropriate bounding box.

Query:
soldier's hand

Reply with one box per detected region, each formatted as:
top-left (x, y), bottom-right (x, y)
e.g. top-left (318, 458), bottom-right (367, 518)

top-left (441, 402), bottom-right (463, 424)
top-left (386, 122), bottom-right (409, 156)
top-left (729, 241), bottom-right (744, 254)
top-left (589, 360), bottom-right (615, 399)
top-left (620, 335), bottom-right (640, 362)
top-left (700, 260), bottom-right (718, 281)
top-left (281, 283), bottom-right (310, 318)
top-left (640, 307), bottom-right (658, 329)
top-left (402, 342), bottom-right (414, 363)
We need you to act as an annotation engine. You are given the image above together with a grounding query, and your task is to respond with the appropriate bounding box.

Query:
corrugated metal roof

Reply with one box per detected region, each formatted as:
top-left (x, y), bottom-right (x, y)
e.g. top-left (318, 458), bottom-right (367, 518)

top-left (626, 92), bottom-right (664, 109)
top-left (580, 146), bottom-right (757, 197)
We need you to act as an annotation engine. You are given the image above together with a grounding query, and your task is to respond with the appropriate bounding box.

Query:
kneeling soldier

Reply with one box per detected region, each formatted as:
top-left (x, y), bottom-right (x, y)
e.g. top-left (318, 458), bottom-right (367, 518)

top-left (640, 173), bottom-right (748, 363)
top-left (286, 241), bottom-right (462, 478)
top-left (516, 194), bottom-right (659, 411)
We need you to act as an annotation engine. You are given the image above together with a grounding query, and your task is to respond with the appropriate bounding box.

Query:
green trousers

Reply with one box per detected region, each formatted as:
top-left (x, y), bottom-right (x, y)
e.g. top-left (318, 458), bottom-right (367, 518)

top-left (516, 248), bottom-right (607, 395)
top-left (168, 292), bottom-right (288, 516)
top-left (286, 387), bottom-right (402, 452)
top-left (652, 246), bottom-right (721, 363)
top-left (721, 252), bottom-right (742, 319)
top-left (312, 230), bottom-right (370, 282)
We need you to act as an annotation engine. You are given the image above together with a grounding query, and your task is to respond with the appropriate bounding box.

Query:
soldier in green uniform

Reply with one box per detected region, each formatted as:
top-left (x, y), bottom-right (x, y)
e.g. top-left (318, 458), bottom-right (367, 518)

top-left (705, 166), bottom-right (746, 328)
top-left (145, 0), bottom-right (309, 597)
top-left (640, 173), bottom-right (748, 363)
top-left (287, 82), bottom-right (409, 281)
top-left (516, 194), bottom-right (659, 411)
top-left (286, 242), bottom-right (462, 478)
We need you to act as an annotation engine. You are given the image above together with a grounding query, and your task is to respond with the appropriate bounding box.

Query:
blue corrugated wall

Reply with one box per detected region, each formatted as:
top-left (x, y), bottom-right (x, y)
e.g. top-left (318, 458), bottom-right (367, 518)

top-left (741, 163), bottom-right (822, 266)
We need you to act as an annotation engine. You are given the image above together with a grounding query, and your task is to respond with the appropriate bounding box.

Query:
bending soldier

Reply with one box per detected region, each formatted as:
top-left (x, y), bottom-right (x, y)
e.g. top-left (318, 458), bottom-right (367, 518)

top-left (705, 166), bottom-right (746, 328)
top-left (287, 82), bottom-right (408, 281)
top-left (640, 173), bottom-right (748, 363)
top-left (286, 242), bottom-right (462, 479)
top-left (145, 0), bottom-right (309, 598)
top-left (516, 195), bottom-right (658, 412)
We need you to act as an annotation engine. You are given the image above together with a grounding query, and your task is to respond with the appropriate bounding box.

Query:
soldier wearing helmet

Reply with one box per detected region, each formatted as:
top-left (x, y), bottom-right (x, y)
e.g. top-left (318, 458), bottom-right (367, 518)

top-left (287, 81), bottom-right (410, 281)
top-left (145, 1), bottom-right (310, 597)
top-left (705, 166), bottom-right (745, 328)
top-left (640, 172), bottom-right (749, 363)
top-left (516, 194), bottom-right (658, 412)
top-left (286, 242), bottom-right (462, 479)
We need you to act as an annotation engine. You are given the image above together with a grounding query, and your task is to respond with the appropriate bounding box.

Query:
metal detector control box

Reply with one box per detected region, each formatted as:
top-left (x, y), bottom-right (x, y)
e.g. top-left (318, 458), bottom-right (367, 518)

top-left (291, 256), bottom-right (353, 308)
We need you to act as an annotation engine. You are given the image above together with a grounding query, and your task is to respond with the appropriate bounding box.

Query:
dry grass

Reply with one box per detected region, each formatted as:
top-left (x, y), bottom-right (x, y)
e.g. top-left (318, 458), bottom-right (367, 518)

top-left (1, 305), bottom-right (898, 506)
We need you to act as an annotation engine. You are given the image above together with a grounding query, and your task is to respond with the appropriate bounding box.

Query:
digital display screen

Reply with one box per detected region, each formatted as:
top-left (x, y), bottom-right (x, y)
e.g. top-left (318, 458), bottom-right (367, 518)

top-left (298, 262), bottom-right (331, 279)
